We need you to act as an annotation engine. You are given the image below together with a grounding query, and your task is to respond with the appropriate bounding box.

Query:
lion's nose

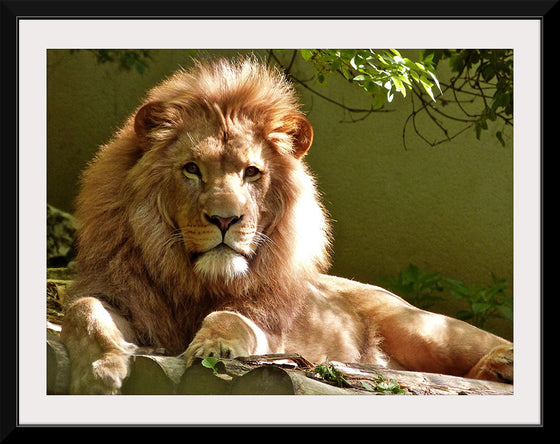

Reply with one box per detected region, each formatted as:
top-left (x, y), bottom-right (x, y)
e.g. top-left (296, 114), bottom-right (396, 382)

top-left (205, 214), bottom-right (242, 234)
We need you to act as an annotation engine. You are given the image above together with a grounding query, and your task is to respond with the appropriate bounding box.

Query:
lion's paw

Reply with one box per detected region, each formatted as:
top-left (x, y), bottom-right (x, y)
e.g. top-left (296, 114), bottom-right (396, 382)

top-left (467, 344), bottom-right (513, 383)
top-left (182, 311), bottom-right (270, 367)
top-left (70, 351), bottom-right (132, 395)
top-left (182, 336), bottom-right (251, 367)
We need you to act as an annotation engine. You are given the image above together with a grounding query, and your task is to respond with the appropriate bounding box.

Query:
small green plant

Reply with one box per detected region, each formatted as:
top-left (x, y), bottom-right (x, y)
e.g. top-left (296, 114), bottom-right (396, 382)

top-left (383, 263), bottom-right (446, 309)
top-left (312, 363), bottom-right (406, 394)
top-left (383, 264), bottom-right (512, 331)
top-left (360, 374), bottom-right (406, 394)
top-left (445, 274), bottom-right (513, 330)
top-left (313, 362), bottom-right (350, 387)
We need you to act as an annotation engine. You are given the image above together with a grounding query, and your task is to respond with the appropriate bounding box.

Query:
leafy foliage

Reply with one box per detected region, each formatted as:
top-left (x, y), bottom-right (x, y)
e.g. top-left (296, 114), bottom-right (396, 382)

top-left (422, 49), bottom-right (513, 146)
top-left (299, 49), bottom-right (441, 110)
top-left (313, 362), bottom-right (405, 394)
top-left (360, 374), bottom-right (406, 394)
top-left (383, 264), bottom-right (513, 331)
top-left (445, 274), bottom-right (513, 329)
top-left (381, 263), bottom-right (445, 309)
top-left (312, 362), bottom-right (350, 387)
top-left (271, 48), bottom-right (513, 148)
top-left (73, 48), bottom-right (513, 147)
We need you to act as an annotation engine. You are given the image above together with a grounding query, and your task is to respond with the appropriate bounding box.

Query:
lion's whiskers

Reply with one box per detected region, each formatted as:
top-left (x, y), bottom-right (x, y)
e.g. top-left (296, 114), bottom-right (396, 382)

top-left (162, 228), bottom-right (184, 252)
top-left (254, 231), bottom-right (274, 249)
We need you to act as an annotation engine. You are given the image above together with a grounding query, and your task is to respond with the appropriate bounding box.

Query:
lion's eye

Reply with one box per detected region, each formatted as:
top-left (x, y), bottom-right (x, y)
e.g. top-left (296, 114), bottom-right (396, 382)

top-left (244, 166), bottom-right (261, 181)
top-left (183, 162), bottom-right (201, 178)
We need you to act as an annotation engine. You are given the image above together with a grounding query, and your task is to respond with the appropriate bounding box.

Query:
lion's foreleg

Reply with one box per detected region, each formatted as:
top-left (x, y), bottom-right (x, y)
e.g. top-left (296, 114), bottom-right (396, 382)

top-left (61, 297), bottom-right (138, 394)
top-left (182, 311), bottom-right (271, 367)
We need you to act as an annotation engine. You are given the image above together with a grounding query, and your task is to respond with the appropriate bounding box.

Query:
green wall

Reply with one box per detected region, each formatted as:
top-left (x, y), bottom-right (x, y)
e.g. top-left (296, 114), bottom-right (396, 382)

top-left (47, 49), bottom-right (513, 339)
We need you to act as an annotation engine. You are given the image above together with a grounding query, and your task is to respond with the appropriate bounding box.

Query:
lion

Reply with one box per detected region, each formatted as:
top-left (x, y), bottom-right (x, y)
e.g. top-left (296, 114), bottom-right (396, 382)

top-left (60, 57), bottom-right (513, 394)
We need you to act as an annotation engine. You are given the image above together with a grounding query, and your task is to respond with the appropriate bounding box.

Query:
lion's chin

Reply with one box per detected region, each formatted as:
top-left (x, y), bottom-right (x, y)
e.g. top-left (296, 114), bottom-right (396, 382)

top-left (193, 246), bottom-right (249, 283)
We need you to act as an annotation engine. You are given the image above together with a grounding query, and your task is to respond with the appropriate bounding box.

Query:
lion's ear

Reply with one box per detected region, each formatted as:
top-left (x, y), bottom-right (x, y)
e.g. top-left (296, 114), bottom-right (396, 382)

top-left (134, 101), bottom-right (184, 148)
top-left (288, 115), bottom-right (314, 159)
top-left (134, 101), bottom-right (166, 137)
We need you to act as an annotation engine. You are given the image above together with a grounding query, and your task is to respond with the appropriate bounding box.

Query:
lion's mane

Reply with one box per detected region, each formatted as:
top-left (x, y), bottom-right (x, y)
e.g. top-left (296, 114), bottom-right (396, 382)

top-left (68, 58), bottom-right (331, 354)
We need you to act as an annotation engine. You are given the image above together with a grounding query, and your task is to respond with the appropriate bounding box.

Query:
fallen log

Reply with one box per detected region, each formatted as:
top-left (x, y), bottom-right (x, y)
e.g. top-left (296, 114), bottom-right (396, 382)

top-left (46, 333), bottom-right (71, 395)
top-left (331, 361), bottom-right (513, 395)
top-left (230, 365), bottom-right (366, 395)
top-left (122, 354), bottom-right (185, 395)
top-left (46, 335), bottom-right (512, 396)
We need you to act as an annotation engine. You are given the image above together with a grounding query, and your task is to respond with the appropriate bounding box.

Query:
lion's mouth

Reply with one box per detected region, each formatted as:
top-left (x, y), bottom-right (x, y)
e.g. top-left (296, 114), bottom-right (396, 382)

top-left (192, 243), bottom-right (250, 261)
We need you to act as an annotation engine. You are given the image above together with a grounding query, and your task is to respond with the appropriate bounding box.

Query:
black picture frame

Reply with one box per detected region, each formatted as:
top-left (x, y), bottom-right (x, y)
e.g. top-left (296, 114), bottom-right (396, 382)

top-left (3, 0), bottom-right (553, 435)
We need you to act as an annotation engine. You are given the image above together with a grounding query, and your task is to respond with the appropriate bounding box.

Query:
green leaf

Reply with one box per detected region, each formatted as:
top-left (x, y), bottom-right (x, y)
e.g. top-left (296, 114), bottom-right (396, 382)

top-left (374, 379), bottom-right (406, 394)
top-left (472, 302), bottom-right (492, 314)
top-left (497, 305), bottom-right (514, 320)
top-left (352, 74), bottom-right (368, 82)
top-left (201, 356), bottom-right (218, 373)
top-left (330, 59), bottom-right (341, 71)
top-left (362, 81), bottom-right (375, 93)
top-left (300, 49), bottom-right (314, 61)
top-left (372, 94), bottom-right (385, 110)
top-left (360, 380), bottom-right (376, 391)
top-left (392, 77), bottom-right (405, 97)
top-left (422, 52), bottom-right (434, 65)
top-left (398, 74), bottom-right (412, 87)
top-left (428, 70), bottom-right (442, 94)
top-left (495, 131), bottom-right (505, 147)
top-left (419, 76), bottom-right (435, 101)
top-left (482, 64), bottom-right (496, 82)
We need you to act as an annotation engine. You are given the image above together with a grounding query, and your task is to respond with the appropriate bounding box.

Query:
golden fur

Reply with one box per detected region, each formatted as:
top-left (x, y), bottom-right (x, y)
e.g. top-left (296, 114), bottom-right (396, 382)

top-left (61, 58), bottom-right (512, 394)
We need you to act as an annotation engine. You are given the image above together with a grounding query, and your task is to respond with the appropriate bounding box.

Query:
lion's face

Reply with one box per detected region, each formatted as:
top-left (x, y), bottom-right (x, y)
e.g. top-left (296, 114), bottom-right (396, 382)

top-left (105, 58), bottom-right (331, 298)
top-left (168, 118), bottom-right (274, 282)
